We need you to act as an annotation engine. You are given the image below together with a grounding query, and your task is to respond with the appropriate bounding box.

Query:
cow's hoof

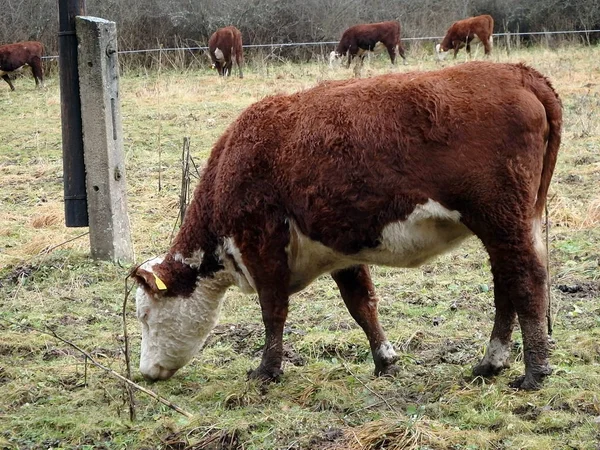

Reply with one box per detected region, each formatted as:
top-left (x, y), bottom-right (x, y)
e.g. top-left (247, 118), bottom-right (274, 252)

top-left (247, 366), bottom-right (283, 383)
top-left (472, 361), bottom-right (507, 378)
top-left (509, 375), bottom-right (542, 390)
top-left (509, 365), bottom-right (552, 390)
top-left (375, 364), bottom-right (400, 378)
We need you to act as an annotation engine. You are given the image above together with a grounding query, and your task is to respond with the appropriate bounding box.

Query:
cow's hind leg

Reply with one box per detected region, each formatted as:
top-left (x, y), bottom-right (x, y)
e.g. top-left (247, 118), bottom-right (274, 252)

top-left (477, 232), bottom-right (552, 390)
top-left (2, 74), bottom-right (15, 91)
top-left (385, 44), bottom-right (397, 65)
top-left (332, 265), bottom-right (399, 377)
top-left (31, 58), bottom-right (44, 88)
top-left (483, 35), bottom-right (493, 55)
top-left (473, 272), bottom-right (516, 377)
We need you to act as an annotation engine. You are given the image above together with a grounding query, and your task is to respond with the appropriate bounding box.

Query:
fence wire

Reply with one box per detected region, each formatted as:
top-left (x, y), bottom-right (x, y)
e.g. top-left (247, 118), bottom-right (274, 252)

top-left (41, 28), bottom-right (600, 60)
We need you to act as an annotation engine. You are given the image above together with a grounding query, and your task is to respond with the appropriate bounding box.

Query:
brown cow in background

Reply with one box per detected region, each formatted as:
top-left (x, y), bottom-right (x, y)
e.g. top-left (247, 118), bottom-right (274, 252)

top-left (436, 15), bottom-right (494, 60)
top-left (208, 26), bottom-right (244, 78)
top-left (0, 41), bottom-right (44, 91)
top-left (331, 21), bottom-right (407, 76)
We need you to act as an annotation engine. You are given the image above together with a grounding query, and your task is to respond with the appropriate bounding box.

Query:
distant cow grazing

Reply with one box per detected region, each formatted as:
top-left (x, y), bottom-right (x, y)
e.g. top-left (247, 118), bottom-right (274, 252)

top-left (208, 26), bottom-right (244, 78)
top-left (331, 21), bottom-right (406, 75)
top-left (436, 15), bottom-right (494, 59)
top-left (134, 62), bottom-right (562, 391)
top-left (0, 41), bottom-right (44, 91)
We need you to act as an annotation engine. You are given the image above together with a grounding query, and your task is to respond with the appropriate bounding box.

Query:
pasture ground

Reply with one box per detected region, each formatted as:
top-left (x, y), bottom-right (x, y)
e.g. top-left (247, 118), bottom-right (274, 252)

top-left (0, 44), bottom-right (599, 449)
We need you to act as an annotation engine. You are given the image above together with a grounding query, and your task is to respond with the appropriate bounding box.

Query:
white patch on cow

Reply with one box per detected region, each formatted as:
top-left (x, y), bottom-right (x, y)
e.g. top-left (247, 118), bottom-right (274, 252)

top-left (360, 199), bottom-right (471, 267)
top-left (479, 338), bottom-right (511, 370)
top-left (221, 237), bottom-right (257, 294)
top-left (286, 199), bottom-right (472, 292)
top-left (376, 340), bottom-right (397, 361)
top-left (173, 249), bottom-right (205, 268)
top-left (214, 47), bottom-right (224, 62)
top-left (532, 217), bottom-right (547, 264)
top-left (136, 257), bottom-right (231, 381)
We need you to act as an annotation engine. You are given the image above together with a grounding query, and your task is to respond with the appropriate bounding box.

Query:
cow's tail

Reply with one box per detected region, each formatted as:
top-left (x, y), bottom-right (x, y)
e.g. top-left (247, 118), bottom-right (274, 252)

top-left (522, 64), bottom-right (562, 217)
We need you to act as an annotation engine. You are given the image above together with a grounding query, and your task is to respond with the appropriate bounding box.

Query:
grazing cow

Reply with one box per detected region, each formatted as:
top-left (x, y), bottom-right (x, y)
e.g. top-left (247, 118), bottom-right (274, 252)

top-left (331, 21), bottom-right (407, 75)
top-left (0, 41), bottom-right (44, 91)
top-left (134, 62), bottom-right (562, 391)
top-left (436, 15), bottom-right (494, 60)
top-left (208, 26), bottom-right (244, 78)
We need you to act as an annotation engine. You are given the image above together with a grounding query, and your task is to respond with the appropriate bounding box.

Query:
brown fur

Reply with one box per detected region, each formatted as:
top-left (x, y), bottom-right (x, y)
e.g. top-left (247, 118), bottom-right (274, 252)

top-left (439, 15), bottom-right (494, 58)
top-left (0, 41), bottom-right (44, 91)
top-left (336, 21), bottom-right (406, 68)
top-left (208, 26), bottom-right (244, 78)
top-left (145, 62), bottom-right (562, 389)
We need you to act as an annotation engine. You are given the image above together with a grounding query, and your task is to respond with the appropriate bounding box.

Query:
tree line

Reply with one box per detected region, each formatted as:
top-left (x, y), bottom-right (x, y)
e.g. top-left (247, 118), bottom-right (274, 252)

top-left (2, 0), bottom-right (598, 59)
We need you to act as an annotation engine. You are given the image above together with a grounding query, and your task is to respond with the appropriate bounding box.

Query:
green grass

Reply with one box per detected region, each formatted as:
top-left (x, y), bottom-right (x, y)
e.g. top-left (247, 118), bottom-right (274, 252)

top-left (1, 44), bottom-right (599, 449)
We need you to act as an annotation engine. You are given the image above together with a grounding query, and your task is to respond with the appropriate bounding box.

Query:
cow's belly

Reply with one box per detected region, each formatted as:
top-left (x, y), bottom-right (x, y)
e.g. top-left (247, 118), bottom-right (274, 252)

top-left (0, 65), bottom-right (26, 76)
top-left (286, 199), bottom-right (472, 293)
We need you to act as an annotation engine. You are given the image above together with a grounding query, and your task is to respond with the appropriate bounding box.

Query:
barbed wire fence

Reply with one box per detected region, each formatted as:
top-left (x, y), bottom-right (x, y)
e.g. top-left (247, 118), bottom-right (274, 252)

top-left (40, 28), bottom-right (600, 61)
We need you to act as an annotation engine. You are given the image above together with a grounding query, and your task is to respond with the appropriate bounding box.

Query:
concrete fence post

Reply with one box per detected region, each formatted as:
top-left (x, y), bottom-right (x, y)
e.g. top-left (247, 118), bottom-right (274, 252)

top-left (76, 16), bottom-right (134, 262)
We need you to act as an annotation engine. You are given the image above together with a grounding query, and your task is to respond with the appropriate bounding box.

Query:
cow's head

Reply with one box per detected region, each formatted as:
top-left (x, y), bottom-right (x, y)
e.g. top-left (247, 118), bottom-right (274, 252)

top-left (133, 255), bottom-right (230, 381)
top-left (435, 43), bottom-right (449, 61)
top-left (329, 51), bottom-right (342, 68)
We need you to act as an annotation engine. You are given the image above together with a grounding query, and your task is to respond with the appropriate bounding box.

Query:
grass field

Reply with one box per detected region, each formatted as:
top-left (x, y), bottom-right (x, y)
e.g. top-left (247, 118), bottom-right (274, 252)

top-left (1, 43), bottom-right (599, 449)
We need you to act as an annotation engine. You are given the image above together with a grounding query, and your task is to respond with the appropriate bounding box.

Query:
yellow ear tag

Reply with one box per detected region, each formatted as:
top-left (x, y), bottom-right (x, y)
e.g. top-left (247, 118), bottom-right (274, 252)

top-left (153, 274), bottom-right (167, 291)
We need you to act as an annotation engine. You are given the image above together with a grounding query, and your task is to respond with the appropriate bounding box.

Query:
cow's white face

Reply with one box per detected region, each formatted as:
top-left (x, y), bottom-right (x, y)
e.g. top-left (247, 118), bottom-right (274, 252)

top-left (134, 257), bottom-right (228, 381)
top-left (435, 44), bottom-right (449, 60)
top-left (329, 51), bottom-right (342, 67)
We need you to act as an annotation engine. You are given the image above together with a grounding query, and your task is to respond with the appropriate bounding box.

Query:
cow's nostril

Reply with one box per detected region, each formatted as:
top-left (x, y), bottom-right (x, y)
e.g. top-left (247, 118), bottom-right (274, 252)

top-left (141, 364), bottom-right (177, 382)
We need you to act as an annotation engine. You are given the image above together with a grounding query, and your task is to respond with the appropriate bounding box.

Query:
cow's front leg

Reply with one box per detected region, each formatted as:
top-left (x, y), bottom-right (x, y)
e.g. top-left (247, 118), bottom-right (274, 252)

top-left (332, 265), bottom-right (399, 377)
top-left (248, 285), bottom-right (290, 382)
top-left (2, 74), bottom-right (15, 91)
top-left (245, 226), bottom-right (291, 383)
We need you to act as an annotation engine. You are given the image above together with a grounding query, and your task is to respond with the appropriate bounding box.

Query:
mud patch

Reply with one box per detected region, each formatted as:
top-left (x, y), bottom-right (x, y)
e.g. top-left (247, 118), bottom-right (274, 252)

top-left (42, 346), bottom-right (76, 361)
top-left (206, 323), bottom-right (264, 356)
top-left (2, 263), bottom-right (36, 284)
top-left (206, 324), bottom-right (305, 366)
top-left (416, 339), bottom-right (479, 366)
top-left (163, 429), bottom-right (242, 450)
top-left (308, 427), bottom-right (344, 449)
top-left (513, 403), bottom-right (544, 421)
top-left (556, 281), bottom-right (599, 298)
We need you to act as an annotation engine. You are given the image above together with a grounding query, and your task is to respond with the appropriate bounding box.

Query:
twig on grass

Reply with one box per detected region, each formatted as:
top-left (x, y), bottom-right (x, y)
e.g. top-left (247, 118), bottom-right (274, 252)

top-left (122, 275), bottom-right (137, 421)
top-left (341, 361), bottom-right (399, 415)
top-left (0, 319), bottom-right (194, 419)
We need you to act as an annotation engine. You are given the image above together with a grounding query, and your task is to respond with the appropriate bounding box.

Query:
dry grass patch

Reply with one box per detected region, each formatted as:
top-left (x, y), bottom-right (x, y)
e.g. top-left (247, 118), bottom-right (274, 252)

top-left (0, 44), bottom-right (599, 449)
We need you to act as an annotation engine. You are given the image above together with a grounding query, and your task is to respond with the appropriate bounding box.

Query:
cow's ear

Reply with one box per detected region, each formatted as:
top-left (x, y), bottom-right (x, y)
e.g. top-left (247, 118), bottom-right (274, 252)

top-left (134, 267), bottom-right (168, 294)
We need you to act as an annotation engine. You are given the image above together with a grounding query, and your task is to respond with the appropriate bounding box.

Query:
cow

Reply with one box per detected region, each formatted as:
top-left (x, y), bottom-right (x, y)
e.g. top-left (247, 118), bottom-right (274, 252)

top-left (134, 61), bottom-right (562, 391)
top-left (330, 21), bottom-right (407, 75)
top-left (0, 41), bottom-right (44, 91)
top-left (208, 26), bottom-right (244, 78)
top-left (436, 15), bottom-right (494, 60)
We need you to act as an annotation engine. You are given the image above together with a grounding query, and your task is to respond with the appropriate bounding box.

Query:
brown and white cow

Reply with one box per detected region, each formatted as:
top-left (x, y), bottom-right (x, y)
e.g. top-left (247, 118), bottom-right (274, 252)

top-left (0, 41), bottom-right (44, 91)
top-left (436, 15), bottom-right (494, 60)
top-left (134, 62), bottom-right (562, 390)
top-left (331, 21), bottom-right (407, 75)
top-left (208, 26), bottom-right (244, 78)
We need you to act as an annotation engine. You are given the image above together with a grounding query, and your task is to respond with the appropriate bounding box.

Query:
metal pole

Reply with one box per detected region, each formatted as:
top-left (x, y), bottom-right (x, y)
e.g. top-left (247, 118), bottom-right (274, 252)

top-left (58, 0), bottom-right (88, 227)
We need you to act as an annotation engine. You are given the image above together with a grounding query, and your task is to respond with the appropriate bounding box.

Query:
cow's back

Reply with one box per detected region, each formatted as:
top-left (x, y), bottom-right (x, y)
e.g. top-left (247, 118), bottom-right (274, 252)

top-left (205, 62), bottom-right (558, 254)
